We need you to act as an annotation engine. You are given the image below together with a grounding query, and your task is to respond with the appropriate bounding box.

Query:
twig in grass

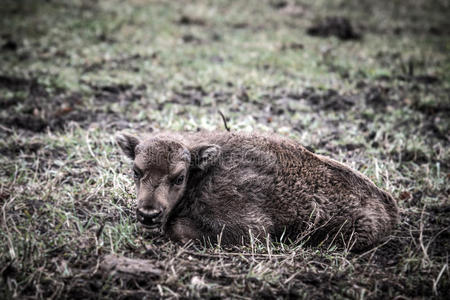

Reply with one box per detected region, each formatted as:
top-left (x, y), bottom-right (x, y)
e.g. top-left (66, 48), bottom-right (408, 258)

top-left (342, 228), bottom-right (357, 253)
top-left (91, 256), bottom-right (101, 276)
top-left (327, 219), bottom-right (348, 251)
top-left (217, 224), bottom-right (225, 250)
top-left (419, 205), bottom-right (431, 266)
top-left (2, 195), bottom-right (17, 260)
top-left (218, 110), bottom-right (230, 132)
top-left (284, 271), bottom-right (301, 284)
top-left (0, 124), bottom-right (14, 133)
top-left (85, 130), bottom-right (104, 168)
top-left (96, 222), bottom-right (105, 239)
top-left (249, 229), bottom-right (255, 256)
top-left (426, 226), bottom-right (450, 254)
top-left (432, 263), bottom-right (448, 295)
top-left (107, 227), bottom-right (114, 253)
top-left (266, 234), bottom-right (272, 261)
top-left (162, 286), bottom-right (178, 298)
top-left (163, 240), bottom-right (193, 273)
top-left (357, 238), bottom-right (393, 272)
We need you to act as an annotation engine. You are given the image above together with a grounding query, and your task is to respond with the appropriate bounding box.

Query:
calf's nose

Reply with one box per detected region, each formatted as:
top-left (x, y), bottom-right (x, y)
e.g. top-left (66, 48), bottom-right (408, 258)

top-left (136, 208), bottom-right (163, 226)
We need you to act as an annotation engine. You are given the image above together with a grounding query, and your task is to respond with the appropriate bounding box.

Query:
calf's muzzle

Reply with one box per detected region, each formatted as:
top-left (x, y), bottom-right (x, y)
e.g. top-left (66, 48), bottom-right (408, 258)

top-left (136, 208), bottom-right (163, 227)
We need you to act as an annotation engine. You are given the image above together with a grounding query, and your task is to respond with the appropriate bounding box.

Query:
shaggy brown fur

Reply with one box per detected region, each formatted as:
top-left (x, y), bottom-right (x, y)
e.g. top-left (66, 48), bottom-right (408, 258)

top-left (116, 131), bottom-right (398, 251)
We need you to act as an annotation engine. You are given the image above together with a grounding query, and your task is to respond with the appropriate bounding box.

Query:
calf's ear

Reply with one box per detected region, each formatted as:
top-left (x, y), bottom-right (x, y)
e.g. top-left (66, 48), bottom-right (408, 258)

top-left (190, 144), bottom-right (221, 170)
top-left (115, 132), bottom-right (140, 160)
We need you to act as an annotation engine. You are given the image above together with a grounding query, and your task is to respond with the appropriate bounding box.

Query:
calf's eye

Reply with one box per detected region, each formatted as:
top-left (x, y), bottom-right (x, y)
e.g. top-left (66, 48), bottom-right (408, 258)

top-left (174, 174), bottom-right (185, 185)
top-left (133, 169), bottom-right (141, 180)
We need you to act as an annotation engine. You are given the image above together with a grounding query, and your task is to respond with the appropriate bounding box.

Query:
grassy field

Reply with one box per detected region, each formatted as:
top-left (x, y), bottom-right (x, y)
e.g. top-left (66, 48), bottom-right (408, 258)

top-left (0, 0), bottom-right (449, 298)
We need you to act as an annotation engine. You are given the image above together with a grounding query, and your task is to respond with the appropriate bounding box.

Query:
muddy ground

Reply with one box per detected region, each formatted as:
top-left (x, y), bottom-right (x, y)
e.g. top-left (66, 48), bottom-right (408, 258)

top-left (0, 0), bottom-right (449, 299)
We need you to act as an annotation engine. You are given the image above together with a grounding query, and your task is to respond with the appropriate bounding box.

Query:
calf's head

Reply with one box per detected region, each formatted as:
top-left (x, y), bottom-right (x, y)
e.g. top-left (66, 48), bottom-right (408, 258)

top-left (116, 132), bottom-right (220, 229)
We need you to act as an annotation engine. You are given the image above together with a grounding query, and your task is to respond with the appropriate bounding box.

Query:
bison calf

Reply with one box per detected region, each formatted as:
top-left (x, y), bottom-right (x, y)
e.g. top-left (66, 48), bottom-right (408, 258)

top-left (116, 131), bottom-right (398, 251)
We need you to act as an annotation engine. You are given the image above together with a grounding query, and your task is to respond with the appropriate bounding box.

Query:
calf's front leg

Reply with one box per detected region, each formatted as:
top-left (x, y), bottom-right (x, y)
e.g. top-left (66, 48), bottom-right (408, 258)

top-left (166, 218), bottom-right (201, 244)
